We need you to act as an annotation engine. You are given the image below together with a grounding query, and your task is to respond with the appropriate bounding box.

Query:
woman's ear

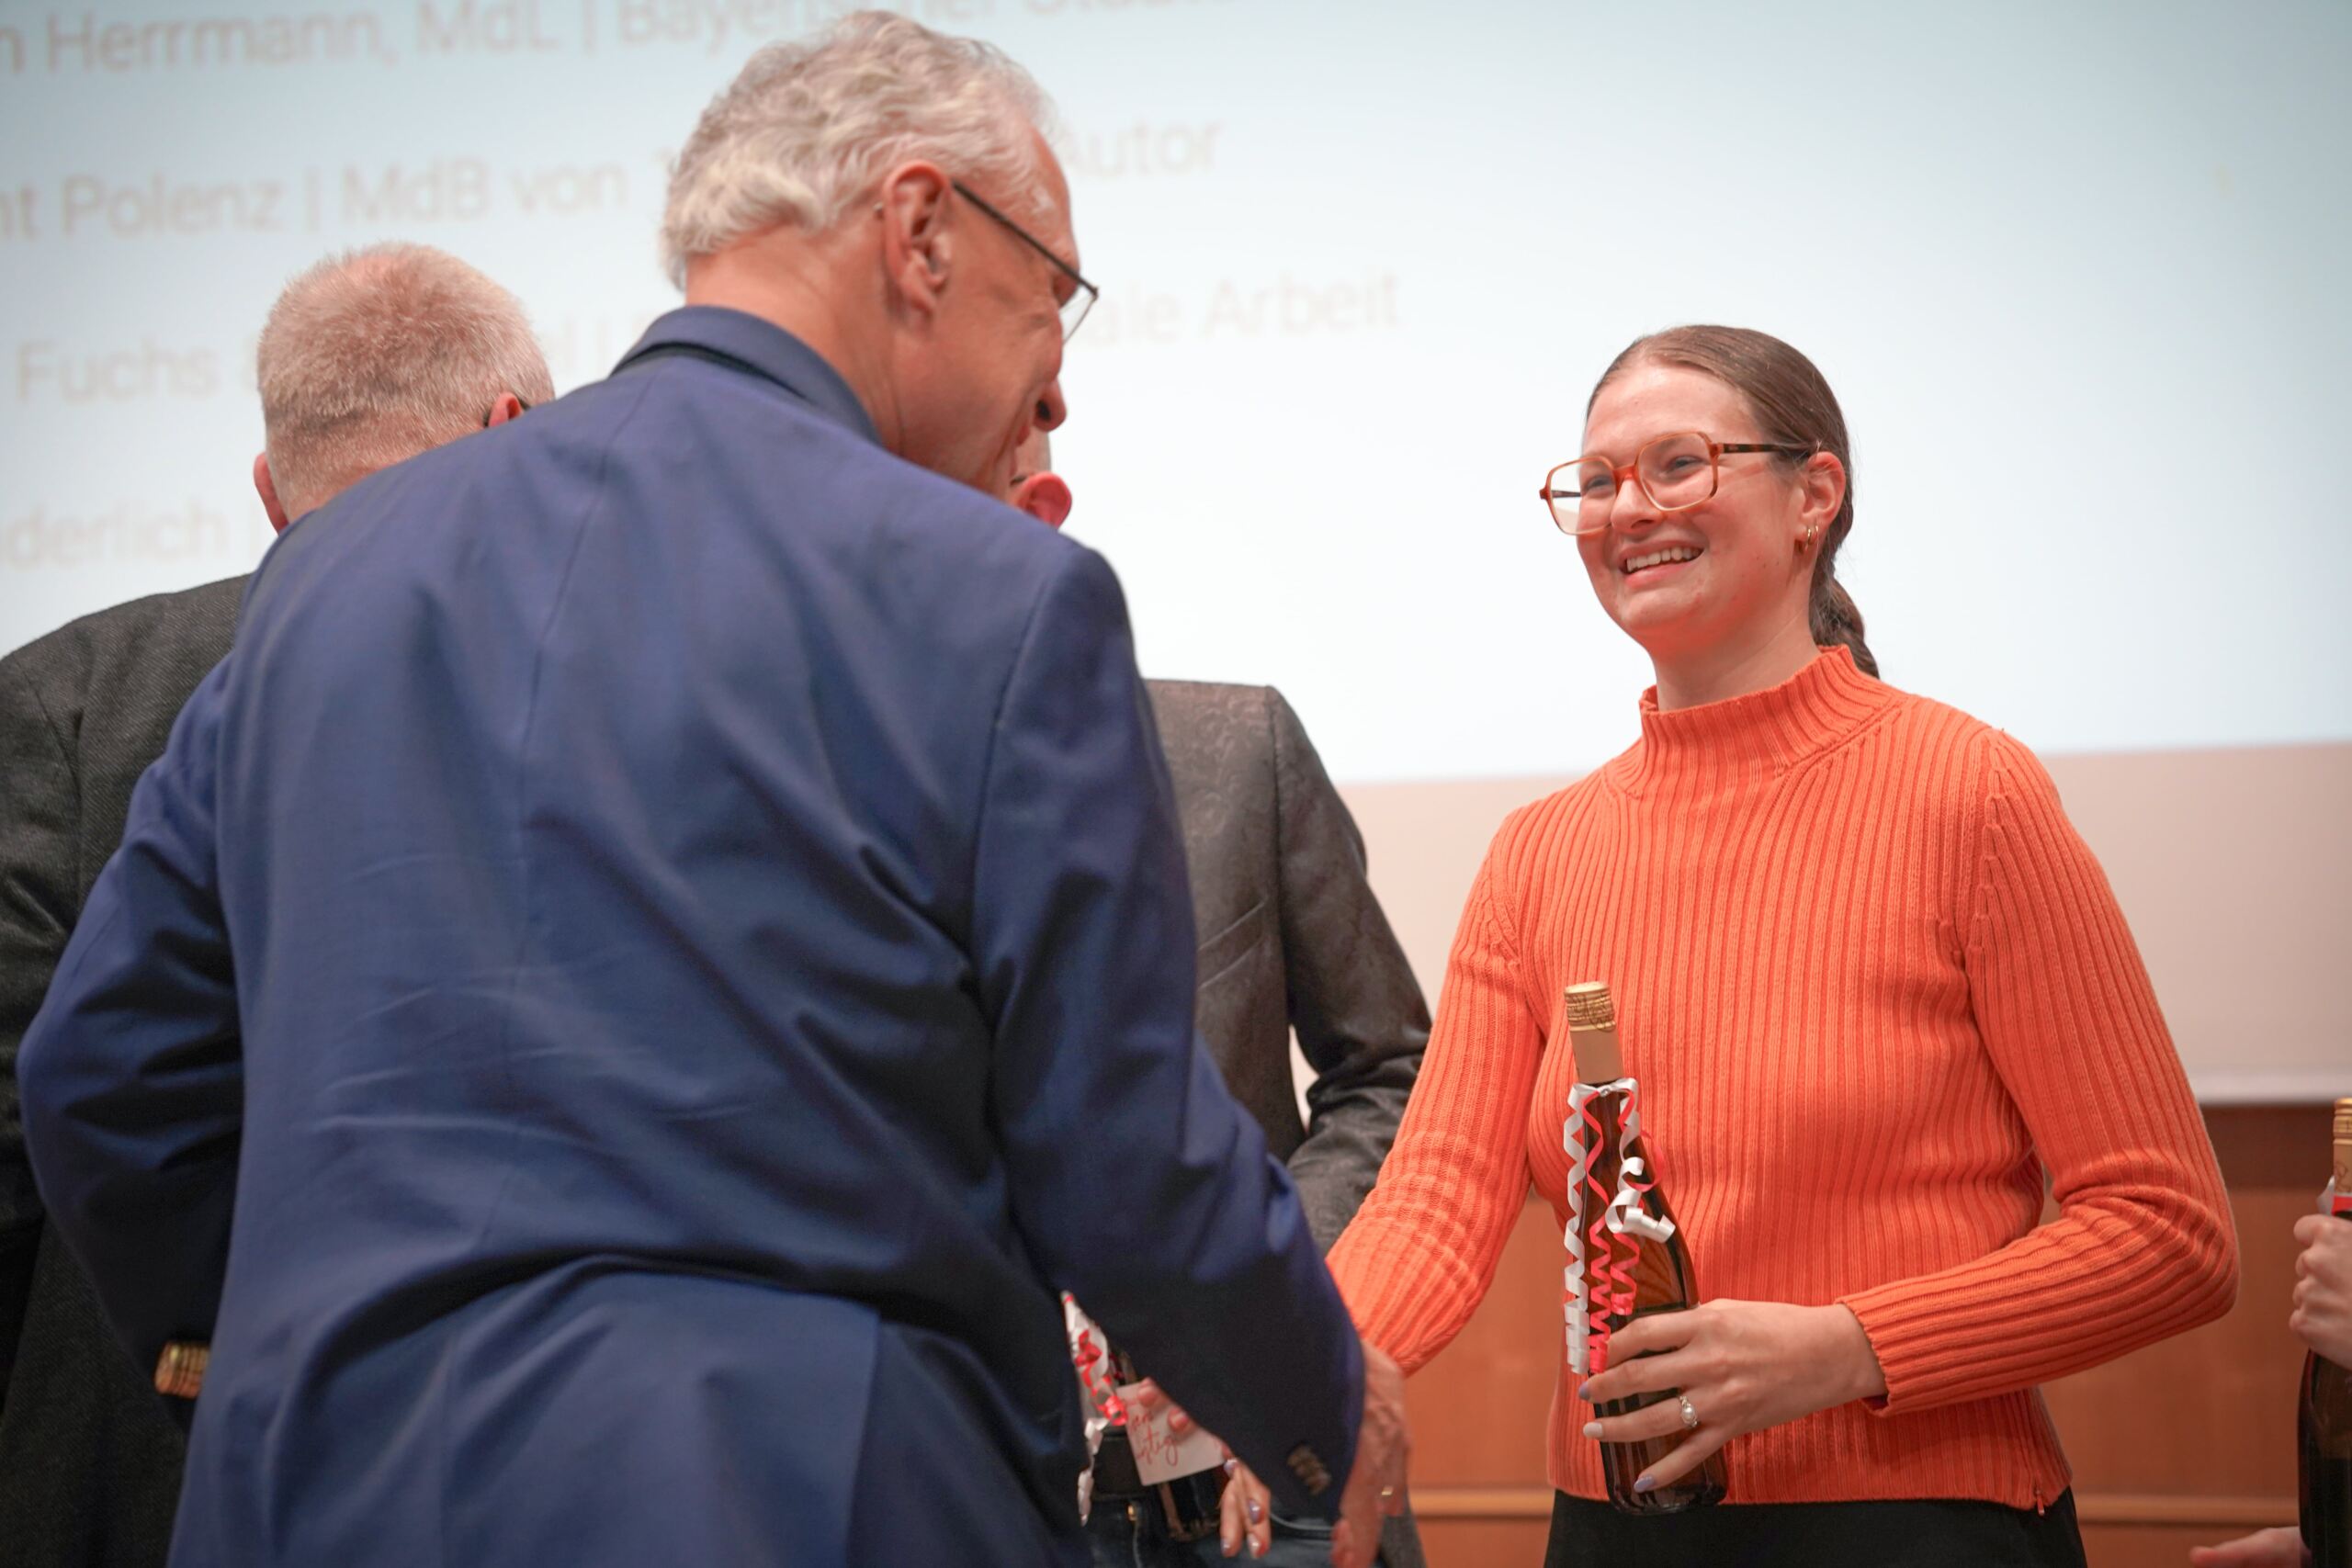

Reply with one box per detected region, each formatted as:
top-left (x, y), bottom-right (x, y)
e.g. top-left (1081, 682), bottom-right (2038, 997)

top-left (1799, 451), bottom-right (1846, 537)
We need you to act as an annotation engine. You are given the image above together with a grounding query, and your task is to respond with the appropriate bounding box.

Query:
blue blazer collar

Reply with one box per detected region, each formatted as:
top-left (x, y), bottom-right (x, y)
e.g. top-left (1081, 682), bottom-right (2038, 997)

top-left (616, 307), bottom-right (880, 446)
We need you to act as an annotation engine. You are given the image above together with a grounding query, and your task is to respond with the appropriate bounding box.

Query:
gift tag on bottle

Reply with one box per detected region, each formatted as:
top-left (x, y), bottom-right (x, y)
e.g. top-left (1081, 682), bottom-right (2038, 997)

top-left (1127, 1399), bottom-right (1227, 1484)
top-left (1064, 1293), bottom-right (1224, 1483)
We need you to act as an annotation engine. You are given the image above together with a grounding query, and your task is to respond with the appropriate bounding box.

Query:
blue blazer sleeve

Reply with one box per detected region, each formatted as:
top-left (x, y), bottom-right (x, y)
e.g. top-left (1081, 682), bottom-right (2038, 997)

top-left (970, 547), bottom-right (1363, 1517)
top-left (18, 659), bottom-right (242, 1373)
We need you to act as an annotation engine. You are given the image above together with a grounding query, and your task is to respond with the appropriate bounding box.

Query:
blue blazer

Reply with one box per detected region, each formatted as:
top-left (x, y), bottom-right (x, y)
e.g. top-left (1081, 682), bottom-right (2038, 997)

top-left (19, 308), bottom-right (1363, 1566)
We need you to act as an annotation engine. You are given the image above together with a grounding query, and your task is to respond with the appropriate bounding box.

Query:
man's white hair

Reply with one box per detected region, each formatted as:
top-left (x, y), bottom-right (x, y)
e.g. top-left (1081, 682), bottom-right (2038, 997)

top-left (660, 11), bottom-right (1061, 288)
top-left (256, 243), bottom-right (554, 517)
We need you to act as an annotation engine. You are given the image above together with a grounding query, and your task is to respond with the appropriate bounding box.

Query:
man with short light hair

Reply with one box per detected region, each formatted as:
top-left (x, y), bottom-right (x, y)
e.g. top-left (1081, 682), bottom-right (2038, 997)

top-left (19, 14), bottom-right (1403, 1568)
top-left (0, 241), bottom-right (547, 1568)
top-left (253, 242), bottom-right (553, 526)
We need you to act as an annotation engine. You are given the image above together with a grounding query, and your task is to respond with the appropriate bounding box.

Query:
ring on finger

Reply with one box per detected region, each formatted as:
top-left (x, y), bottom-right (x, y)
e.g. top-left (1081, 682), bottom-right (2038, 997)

top-left (1677, 1395), bottom-right (1700, 1430)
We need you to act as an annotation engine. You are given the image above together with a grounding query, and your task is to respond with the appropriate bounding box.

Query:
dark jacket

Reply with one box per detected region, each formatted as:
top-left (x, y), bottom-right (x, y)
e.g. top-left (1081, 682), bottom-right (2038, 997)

top-left (0, 575), bottom-right (242, 1567)
top-left (15, 307), bottom-right (1363, 1568)
top-left (1148, 680), bottom-right (1430, 1568)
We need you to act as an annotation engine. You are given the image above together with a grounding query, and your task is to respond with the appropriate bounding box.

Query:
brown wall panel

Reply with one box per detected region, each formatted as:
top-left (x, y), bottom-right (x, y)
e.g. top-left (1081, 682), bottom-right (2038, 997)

top-left (1416, 1518), bottom-right (1551, 1563)
top-left (2079, 1524), bottom-right (2245, 1567)
top-left (1400, 1194), bottom-right (1559, 1489)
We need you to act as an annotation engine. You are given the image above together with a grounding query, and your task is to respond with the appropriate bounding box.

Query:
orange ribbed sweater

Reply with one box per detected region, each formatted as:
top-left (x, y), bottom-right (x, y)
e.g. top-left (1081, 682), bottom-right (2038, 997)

top-left (1327, 648), bottom-right (2236, 1510)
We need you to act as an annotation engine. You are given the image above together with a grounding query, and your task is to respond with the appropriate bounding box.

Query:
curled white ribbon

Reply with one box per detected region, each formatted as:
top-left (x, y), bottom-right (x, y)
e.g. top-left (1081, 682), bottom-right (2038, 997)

top-left (1563, 1078), bottom-right (1675, 1375)
top-left (1563, 1086), bottom-right (1598, 1373)
top-left (1605, 1155), bottom-right (1677, 1243)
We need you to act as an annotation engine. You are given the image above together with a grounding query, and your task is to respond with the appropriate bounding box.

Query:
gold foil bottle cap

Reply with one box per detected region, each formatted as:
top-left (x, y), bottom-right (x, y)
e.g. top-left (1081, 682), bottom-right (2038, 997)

top-left (2335, 1096), bottom-right (2352, 1145)
top-left (1564, 982), bottom-right (1616, 1032)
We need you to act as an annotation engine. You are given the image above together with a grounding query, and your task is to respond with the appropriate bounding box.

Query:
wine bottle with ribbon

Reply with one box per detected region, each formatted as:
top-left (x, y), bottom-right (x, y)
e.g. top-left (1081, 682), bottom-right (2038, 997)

top-left (1561, 980), bottom-right (1726, 1515)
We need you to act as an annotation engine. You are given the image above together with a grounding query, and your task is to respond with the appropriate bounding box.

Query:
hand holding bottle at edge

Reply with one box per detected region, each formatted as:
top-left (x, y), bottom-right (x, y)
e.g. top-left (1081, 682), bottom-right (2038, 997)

top-left (2292, 1212), bottom-right (2352, 1367)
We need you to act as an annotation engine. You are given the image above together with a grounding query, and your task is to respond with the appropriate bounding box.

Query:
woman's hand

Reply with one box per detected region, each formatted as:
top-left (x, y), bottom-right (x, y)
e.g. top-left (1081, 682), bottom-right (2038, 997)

top-left (1122, 1365), bottom-right (1406, 1568)
top-left (2187, 1526), bottom-right (2309, 1567)
top-left (1576, 1300), bottom-right (1887, 1494)
top-left (1117, 1382), bottom-right (1273, 1560)
top-left (1217, 1455), bottom-right (1274, 1559)
top-left (1114, 1392), bottom-right (1279, 1561)
top-left (2291, 1213), bottom-right (2352, 1365)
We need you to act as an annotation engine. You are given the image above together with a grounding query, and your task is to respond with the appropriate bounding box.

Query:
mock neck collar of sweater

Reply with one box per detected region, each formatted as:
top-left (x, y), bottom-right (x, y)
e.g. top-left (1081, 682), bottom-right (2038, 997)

top-left (1608, 645), bottom-right (1892, 795)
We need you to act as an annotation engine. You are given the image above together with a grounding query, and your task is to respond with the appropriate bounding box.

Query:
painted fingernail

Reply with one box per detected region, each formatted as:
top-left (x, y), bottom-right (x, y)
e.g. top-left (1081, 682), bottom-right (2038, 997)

top-left (1222, 1457), bottom-right (1239, 1477)
top-left (1250, 1538), bottom-right (1266, 1559)
top-left (1582, 1421), bottom-right (1602, 1439)
top-left (1634, 1475), bottom-right (1657, 1495)
top-left (1222, 1530), bottom-right (1237, 1555)
top-left (1246, 1498), bottom-right (1264, 1525)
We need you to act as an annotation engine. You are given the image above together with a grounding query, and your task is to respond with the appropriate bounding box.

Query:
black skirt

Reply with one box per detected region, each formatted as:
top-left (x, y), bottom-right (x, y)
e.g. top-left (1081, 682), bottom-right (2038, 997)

top-left (1544, 1489), bottom-right (2087, 1568)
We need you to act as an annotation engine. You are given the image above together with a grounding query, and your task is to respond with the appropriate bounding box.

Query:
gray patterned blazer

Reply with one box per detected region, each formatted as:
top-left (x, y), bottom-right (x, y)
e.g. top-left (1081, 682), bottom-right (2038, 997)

top-left (0, 576), bottom-right (243, 1566)
top-left (1148, 680), bottom-right (1430, 1566)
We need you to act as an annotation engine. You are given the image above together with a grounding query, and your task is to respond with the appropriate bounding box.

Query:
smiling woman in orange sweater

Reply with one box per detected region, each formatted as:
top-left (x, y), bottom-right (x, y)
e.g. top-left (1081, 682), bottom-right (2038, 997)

top-left (1324, 326), bottom-right (2236, 1567)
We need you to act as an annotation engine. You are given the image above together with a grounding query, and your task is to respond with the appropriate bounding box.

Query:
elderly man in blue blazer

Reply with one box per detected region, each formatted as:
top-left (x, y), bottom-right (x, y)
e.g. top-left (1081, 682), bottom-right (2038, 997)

top-left (17, 14), bottom-right (1407, 1567)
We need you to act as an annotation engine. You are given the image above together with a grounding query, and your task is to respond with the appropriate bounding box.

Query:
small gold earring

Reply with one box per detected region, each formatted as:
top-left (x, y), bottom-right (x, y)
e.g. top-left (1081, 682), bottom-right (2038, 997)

top-left (1799, 521), bottom-right (1819, 553)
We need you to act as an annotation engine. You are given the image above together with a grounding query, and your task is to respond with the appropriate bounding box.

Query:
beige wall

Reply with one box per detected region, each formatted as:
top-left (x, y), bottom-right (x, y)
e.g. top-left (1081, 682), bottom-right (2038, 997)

top-left (1336, 740), bottom-right (2352, 1102)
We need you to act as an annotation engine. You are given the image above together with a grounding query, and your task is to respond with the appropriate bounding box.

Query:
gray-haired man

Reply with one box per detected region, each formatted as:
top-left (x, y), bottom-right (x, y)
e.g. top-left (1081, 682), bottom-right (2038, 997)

top-left (16, 14), bottom-right (1407, 1568)
top-left (0, 241), bottom-right (549, 1568)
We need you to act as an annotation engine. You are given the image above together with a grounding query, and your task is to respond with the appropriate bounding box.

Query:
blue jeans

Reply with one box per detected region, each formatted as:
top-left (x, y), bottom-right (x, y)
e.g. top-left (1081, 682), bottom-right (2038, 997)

top-left (1083, 1493), bottom-right (1341, 1568)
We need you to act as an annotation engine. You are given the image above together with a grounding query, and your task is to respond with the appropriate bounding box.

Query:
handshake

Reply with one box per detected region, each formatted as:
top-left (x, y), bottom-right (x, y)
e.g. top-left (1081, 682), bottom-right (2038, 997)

top-left (1113, 1345), bottom-right (1411, 1568)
